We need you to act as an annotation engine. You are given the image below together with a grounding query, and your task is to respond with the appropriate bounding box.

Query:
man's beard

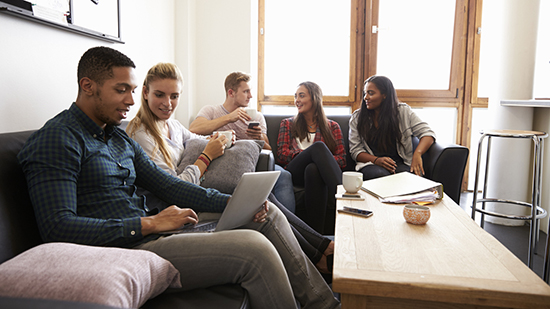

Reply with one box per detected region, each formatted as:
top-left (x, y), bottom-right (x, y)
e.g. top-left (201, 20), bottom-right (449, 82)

top-left (94, 90), bottom-right (121, 127)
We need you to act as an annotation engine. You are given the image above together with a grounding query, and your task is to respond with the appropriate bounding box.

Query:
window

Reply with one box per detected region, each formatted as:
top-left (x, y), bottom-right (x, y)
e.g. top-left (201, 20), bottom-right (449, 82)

top-left (367, 0), bottom-right (467, 104)
top-left (259, 0), bottom-right (470, 109)
top-left (258, 0), bottom-right (360, 106)
top-left (264, 0), bottom-right (351, 96)
top-left (375, 0), bottom-right (456, 90)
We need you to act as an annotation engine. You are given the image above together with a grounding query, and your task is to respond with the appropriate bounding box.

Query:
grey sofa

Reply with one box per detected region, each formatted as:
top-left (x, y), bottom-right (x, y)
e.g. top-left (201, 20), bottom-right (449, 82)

top-left (264, 114), bottom-right (469, 233)
top-left (0, 129), bottom-right (268, 309)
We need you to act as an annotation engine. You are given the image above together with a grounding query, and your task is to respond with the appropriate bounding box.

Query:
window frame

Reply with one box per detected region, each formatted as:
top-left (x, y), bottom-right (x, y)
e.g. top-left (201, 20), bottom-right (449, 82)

top-left (257, 0), bottom-right (364, 107)
top-left (366, 0), bottom-right (468, 105)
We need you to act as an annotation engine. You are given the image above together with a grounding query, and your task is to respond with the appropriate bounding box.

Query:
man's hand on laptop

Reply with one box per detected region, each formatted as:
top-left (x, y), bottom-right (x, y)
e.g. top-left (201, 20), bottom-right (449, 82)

top-left (141, 206), bottom-right (199, 236)
top-left (253, 201), bottom-right (269, 223)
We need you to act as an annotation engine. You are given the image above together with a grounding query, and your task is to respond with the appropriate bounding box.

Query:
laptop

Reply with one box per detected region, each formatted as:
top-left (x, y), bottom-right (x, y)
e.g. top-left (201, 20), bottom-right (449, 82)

top-left (162, 171), bottom-right (281, 234)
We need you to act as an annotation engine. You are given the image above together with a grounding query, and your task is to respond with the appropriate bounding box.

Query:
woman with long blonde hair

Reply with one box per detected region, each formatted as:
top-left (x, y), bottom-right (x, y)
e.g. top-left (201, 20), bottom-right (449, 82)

top-left (127, 63), bottom-right (227, 185)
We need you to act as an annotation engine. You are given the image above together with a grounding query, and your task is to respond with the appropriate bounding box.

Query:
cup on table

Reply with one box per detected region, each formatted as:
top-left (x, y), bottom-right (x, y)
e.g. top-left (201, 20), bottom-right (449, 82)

top-left (214, 131), bottom-right (233, 148)
top-left (342, 171), bottom-right (363, 194)
top-left (244, 107), bottom-right (258, 120)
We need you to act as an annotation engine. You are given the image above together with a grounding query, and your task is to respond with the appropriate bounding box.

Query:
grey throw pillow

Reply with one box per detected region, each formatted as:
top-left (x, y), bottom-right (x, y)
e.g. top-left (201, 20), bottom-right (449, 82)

top-left (0, 243), bottom-right (181, 308)
top-left (179, 139), bottom-right (262, 194)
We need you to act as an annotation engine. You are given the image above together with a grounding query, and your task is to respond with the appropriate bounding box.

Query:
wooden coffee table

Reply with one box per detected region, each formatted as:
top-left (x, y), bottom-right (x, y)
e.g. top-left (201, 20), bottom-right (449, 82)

top-left (333, 185), bottom-right (550, 308)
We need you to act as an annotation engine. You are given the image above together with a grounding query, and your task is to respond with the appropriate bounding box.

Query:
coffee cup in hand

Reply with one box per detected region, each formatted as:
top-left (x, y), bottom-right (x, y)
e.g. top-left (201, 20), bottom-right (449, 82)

top-left (343, 171), bottom-right (363, 194)
top-left (244, 107), bottom-right (257, 120)
top-left (214, 131), bottom-right (233, 148)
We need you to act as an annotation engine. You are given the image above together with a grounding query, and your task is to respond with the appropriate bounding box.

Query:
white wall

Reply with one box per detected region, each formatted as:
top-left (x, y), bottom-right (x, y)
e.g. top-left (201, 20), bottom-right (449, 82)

top-left (533, 0), bottom-right (550, 99)
top-left (0, 0), bottom-right (256, 128)
top-left (0, 0), bottom-right (176, 133)
top-left (173, 0), bottom-right (255, 127)
top-left (174, 0), bottom-right (196, 129)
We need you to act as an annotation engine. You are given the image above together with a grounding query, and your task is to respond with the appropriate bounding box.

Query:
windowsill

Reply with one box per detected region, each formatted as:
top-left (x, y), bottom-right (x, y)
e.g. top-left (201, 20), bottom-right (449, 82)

top-left (500, 99), bottom-right (550, 108)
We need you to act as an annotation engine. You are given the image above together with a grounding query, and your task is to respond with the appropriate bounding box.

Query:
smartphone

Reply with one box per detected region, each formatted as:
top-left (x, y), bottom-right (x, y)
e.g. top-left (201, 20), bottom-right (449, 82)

top-left (248, 122), bottom-right (260, 129)
top-left (338, 206), bottom-right (373, 218)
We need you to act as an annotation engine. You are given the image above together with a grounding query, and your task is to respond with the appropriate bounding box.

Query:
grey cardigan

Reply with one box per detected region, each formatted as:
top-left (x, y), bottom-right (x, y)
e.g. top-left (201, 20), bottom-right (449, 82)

top-left (349, 103), bottom-right (436, 171)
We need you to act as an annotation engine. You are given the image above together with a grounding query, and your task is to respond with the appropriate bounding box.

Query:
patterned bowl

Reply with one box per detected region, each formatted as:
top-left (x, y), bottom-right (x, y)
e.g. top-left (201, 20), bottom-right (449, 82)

top-left (403, 204), bottom-right (431, 225)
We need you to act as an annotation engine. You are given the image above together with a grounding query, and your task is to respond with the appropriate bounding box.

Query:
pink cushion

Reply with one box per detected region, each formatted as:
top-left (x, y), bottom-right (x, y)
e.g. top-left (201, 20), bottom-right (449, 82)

top-left (0, 243), bottom-right (181, 308)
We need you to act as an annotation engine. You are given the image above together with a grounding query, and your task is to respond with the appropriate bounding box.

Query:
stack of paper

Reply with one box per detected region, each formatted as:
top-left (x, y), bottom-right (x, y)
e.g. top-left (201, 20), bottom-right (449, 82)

top-left (32, 0), bottom-right (70, 25)
top-left (361, 172), bottom-right (443, 204)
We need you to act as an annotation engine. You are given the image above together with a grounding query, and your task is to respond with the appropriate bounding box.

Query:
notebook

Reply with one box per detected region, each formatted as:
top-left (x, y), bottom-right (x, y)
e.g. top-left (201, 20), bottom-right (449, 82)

top-left (360, 172), bottom-right (443, 201)
top-left (162, 170), bottom-right (281, 234)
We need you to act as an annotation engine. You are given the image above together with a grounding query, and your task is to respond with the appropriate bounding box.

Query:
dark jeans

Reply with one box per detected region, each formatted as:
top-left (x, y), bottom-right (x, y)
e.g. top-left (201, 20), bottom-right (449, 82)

top-left (285, 142), bottom-right (342, 234)
top-left (359, 163), bottom-right (410, 180)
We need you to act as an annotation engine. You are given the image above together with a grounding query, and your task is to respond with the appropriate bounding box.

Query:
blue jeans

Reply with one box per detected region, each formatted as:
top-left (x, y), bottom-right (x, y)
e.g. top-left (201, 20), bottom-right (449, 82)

top-left (135, 206), bottom-right (340, 309)
top-left (272, 164), bottom-right (296, 213)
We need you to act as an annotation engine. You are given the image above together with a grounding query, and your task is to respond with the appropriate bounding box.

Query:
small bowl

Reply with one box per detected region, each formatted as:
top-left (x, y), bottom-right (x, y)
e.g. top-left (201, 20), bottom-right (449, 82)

top-left (403, 204), bottom-right (431, 225)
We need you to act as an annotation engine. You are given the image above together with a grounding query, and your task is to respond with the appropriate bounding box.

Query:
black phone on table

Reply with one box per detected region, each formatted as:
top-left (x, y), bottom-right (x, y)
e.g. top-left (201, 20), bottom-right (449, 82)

top-left (338, 206), bottom-right (373, 218)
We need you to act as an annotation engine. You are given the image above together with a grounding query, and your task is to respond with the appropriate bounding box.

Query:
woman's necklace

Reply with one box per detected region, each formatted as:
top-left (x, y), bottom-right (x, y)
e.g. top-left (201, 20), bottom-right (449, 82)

top-left (305, 114), bottom-right (316, 132)
top-left (307, 121), bottom-right (317, 132)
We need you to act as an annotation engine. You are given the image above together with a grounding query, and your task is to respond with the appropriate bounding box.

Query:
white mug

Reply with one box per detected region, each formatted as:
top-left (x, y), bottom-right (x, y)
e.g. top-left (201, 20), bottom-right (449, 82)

top-left (214, 131), bottom-right (233, 148)
top-left (244, 107), bottom-right (258, 120)
top-left (343, 171), bottom-right (363, 194)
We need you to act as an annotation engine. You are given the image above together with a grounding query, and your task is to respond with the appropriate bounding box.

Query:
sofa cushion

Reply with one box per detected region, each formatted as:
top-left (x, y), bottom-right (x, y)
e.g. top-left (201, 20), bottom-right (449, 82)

top-left (0, 242), bottom-right (181, 309)
top-left (0, 296), bottom-right (121, 309)
top-left (179, 139), bottom-right (262, 194)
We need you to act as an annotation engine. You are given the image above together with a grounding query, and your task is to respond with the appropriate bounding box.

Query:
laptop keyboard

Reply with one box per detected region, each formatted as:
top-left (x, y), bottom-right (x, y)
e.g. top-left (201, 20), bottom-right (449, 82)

top-left (177, 220), bottom-right (218, 233)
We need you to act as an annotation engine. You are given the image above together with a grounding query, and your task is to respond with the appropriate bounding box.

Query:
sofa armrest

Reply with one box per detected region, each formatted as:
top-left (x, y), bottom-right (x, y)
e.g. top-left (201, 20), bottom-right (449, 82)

top-left (421, 142), bottom-right (469, 205)
top-left (255, 150), bottom-right (275, 171)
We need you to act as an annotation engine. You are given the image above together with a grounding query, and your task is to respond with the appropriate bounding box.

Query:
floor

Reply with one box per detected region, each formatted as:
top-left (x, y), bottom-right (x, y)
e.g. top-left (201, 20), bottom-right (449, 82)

top-left (459, 191), bottom-right (548, 280)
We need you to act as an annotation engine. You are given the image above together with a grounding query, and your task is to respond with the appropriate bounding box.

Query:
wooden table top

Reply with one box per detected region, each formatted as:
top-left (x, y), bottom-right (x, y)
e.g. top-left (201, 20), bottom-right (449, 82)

top-left (333, 185), bottom-right (550, 308)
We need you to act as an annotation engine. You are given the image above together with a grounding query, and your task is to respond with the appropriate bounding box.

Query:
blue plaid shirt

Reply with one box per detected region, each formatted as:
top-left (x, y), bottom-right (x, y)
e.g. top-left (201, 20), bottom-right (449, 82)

top-left (18, 103), bottom-right (230, 248)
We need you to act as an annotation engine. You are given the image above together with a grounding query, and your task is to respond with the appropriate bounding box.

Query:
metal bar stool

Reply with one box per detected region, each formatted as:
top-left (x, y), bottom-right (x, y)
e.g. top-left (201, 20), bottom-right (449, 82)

top-left (471, 129), bottom-right (547, 269)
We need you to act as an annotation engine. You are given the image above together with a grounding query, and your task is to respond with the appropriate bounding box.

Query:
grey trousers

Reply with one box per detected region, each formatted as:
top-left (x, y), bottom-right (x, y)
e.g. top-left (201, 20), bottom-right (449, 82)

top-left (135, 204), bottom-right (340, 309)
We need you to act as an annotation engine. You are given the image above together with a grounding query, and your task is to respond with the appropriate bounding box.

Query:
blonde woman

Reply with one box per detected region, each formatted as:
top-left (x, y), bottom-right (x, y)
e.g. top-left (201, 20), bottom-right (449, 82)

top-left (126, 63), bottom-right (227, 186)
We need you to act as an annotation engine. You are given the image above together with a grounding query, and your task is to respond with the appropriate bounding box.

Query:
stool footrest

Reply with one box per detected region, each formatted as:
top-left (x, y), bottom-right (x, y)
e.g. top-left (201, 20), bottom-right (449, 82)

top-left (472, 198), bottom-right (547, 220)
